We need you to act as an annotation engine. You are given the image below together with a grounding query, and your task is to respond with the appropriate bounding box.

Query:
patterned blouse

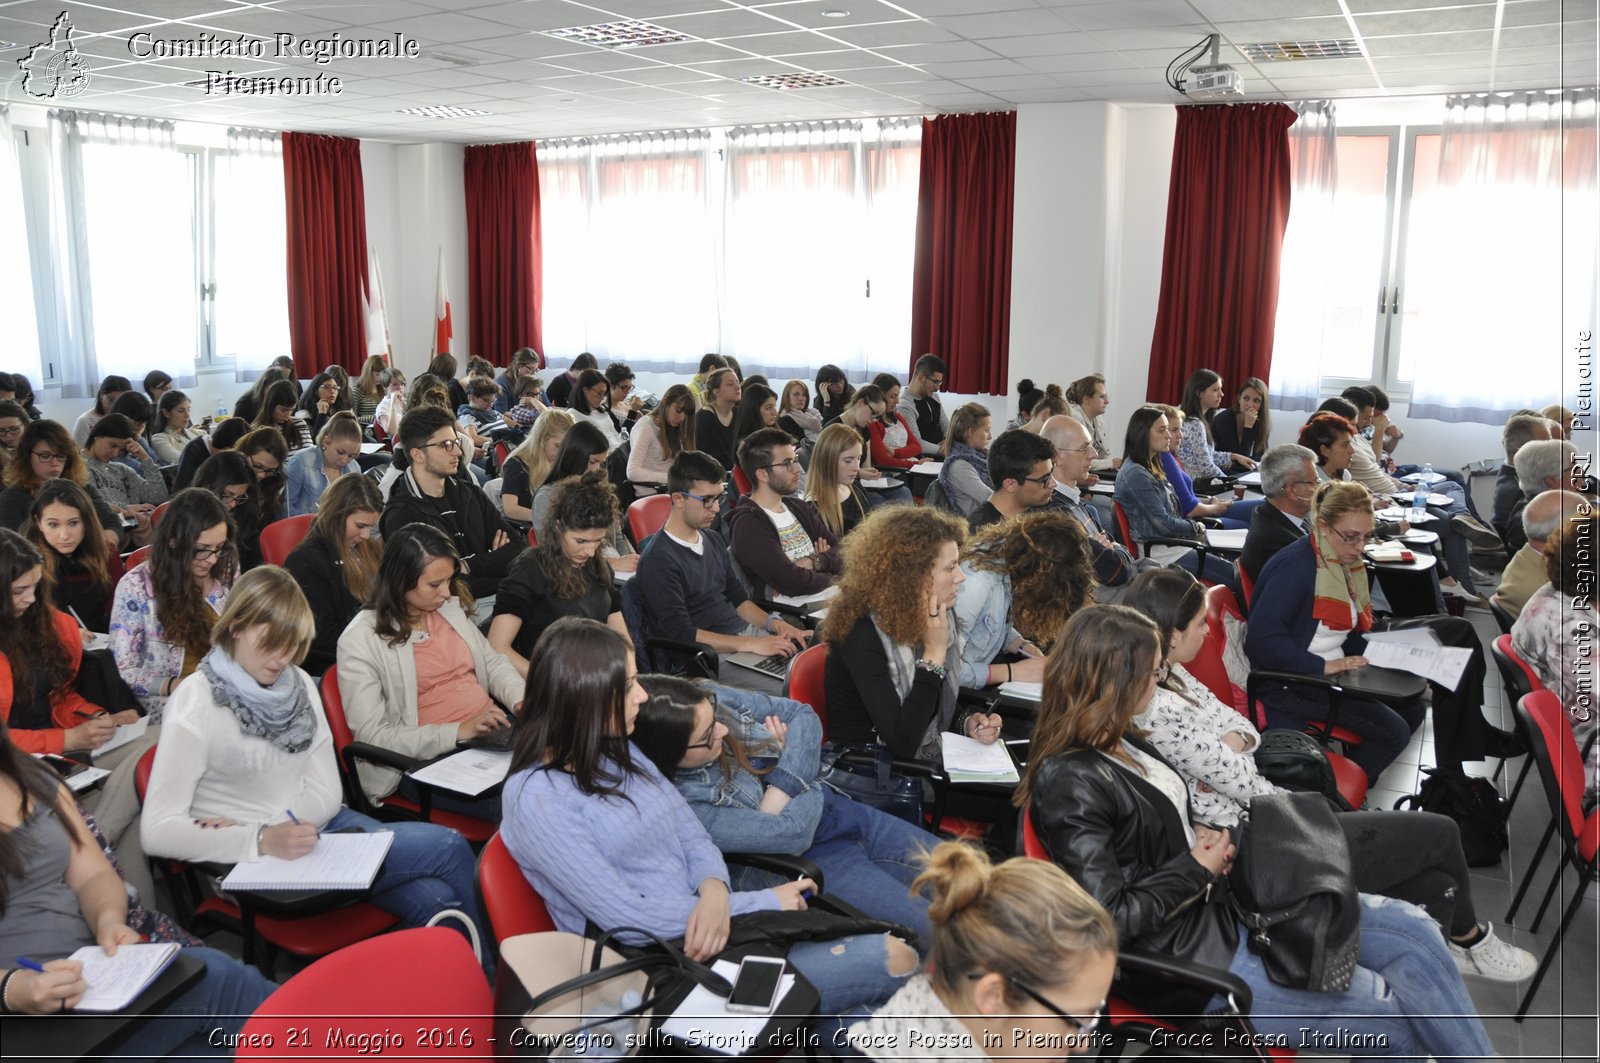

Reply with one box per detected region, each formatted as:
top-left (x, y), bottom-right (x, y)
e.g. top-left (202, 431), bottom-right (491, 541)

top-left (1176, 418), bottom-right (1227, 481)
top-left (110, 563), bottom-right (230, 722)
top-left (1512, 584), bottom-right (1598, 798)
top-left (1131, 664), bottom-right (1279, 829)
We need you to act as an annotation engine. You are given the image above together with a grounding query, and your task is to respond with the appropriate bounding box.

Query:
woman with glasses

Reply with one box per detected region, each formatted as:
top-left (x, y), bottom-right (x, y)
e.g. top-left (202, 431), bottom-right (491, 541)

top-left (0, 422), bottom-right (122, 550)
top-left (490, 473), bottom-right (629, 679)
top-left (234, 426), bottom-right (288, 524)
top-left (295, 372), bottom-right (349, 440)
top-left (336, 524), bottom-right (522, 818)
top-left (848, 842), bottom-right (1115, 1060)
top-left (110, 488), bottom-right (235, 722)
top-left (530, 422), bottom-right (638, 571)
top-left (631, 674), bottom-right (937, 944)
top-left (1244, 481), bottom-right (1427, 783)
top-left (1020, 606), bottom-right (1495, 1058)
top-left (569, 369), bottom-right (620, 449)
top-left (284, 412), bottom-right (362, 517)
top-left (27, 480), bottom-right (121, 636)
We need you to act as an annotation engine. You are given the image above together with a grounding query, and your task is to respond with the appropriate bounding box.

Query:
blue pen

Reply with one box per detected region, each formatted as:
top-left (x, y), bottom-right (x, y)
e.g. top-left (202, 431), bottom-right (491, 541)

top-left (15, 957), bottom-right (47, 973)
top-left (285, 809), bottom-right (300, 825)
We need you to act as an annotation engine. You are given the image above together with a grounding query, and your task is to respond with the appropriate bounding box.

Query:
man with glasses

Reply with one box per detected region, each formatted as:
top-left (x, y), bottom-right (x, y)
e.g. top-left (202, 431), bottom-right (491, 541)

top-left (898, 354), bottom-right (948, 456)
top-left (0, 401), bottom-right (25, 466)
top-left (1042, 415), bottom-right (1156, 602)
top-left (1241, 444), bottom-right (1322, 584)
top-left (383, 406), bottom-right (518, 621)
top-left (637, 450), bottom-right (811, 682)
top-left (727, 427), bottom-right (841, 599)
top-left (966, 429), bottom-right (1057, 533)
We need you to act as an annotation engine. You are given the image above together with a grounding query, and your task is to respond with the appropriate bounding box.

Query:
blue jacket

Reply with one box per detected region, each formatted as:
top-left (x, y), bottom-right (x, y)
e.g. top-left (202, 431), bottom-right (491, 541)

top-left (669, 684), bottom-right (824, 856)
top-left (284, 446), bottom-right (357, 517)
top-left (1113, 461), bottom-right (1200, 545)
top-left (1244, 535), bottom-right (1365, 677)
top-left (951, 564), bottom-right (1018, 688)
top-left (1159, 451), bottom-right (1202, 517)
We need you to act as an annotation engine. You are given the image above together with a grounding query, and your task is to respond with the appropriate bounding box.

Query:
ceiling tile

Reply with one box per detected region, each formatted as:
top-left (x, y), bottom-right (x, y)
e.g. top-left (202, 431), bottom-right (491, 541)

top-left (1089, 26), bottom-right (1221, 51)
top-left (1214, 17), bottom-right (1360, 43)
top-left (930, 9), bottom-right (1080, 39)
top-left (1061, 1), bottom-right (1214, 32)
top-left (746, 1), bottom-right (925, 29)
top-left (1355, 7), bottom-right (1502, 36)
top-left (820, 21), bottom-right (962, 48)
top-left (922, 58), bottom-right (1034, 78)
top-left (1018, 51), bottom-right (1139, 74)
top-left (539, 48), bottom-right (675, 72)
top-left (457, 33), bottom-right (594, 60)
top-left (1258, 56), bottom-right (1375, 78)
top-left (653, 8), bottom-right (800, 37)
top-left (1363, 29), bottom-right (1493, 56)
top-left (718, 29), bottom-right (842, 55)
top-left (860, 0), bottom-right (1040, 13)
top-left (1190, 0), bottom-right (1347, 19)
top-left (464, 1), bottom-right (655, 33)
top-left (991, 87), bottom-right (1091, 103)
top-left (982, 31), bottom-right (1110, 59)
top-left (620, 39), bottom-right (750, 62)
top-left (574, 0), bottom-right (744, 17)
top-left (870, 40), bottom-right (1001, 63)
top-left (801, 49), bottom-right (906, 70)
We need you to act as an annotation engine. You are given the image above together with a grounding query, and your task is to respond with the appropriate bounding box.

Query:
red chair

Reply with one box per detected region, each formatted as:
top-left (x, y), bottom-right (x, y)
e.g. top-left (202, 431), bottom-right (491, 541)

top-left (1507, 690), bottom-right (1598, 1021)
top-left (1237, 559), bottom-right (1255, 609)
top-left (477, 832), bottom-right (555, 943)
top-left (626, 494), bottom-right (671, 546)
top-left (732, 464), bottom-right (753, 496)
top-left (260, 513), bottom-right (314, 567)
top-left (134, 746), bottom-right (399, 972)
top-left (1021, 812), bottom-right (1293, 1059)
top-left (1490, 634), bottom-right (1544, 810)
top-left (238, 927), bottom-right (492, 1059)
top-left (1113, 500), bottom-right (1213, 578)
top-left (319, 668), bottom-right (496, 844)
top-left (1191, 586), bottom-right (1368, 814)
top-left (526, 525), bottom-right (537, 549)
top-left (150, 501), bottom-right (169, 527)
top-left (493, 440), bottom-right (510, 471)
top-left (123, 545), bottom-right (151, 570)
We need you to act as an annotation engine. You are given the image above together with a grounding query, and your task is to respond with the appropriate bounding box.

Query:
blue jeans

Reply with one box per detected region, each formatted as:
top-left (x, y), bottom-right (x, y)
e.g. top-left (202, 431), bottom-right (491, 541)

top-left (119, 946), bottom-right (275, 1058)
top-left (1408, 479), bottom-right (1483, 594)
top-left (801, 793), bottom-right (934, 949)
top-left (863, 483), bottom-right (914, 507)
top-left (396, 775), bottom-right (503, 821)
top-left (1228, 894), bottom-right (1493, 1061)
top-left (786, 933), bottom-right (909, 1020)
top-left (1215, 496), bottom-right (1266, 530)
top-left (325, 807), bottom-right (489, 959)
top-left (1396, 464), bottom-right (1475, 517)
top-left (1174, 547), bottom-right (1238, 588)
top-left (1261, 687), bottom-right (1424, 782)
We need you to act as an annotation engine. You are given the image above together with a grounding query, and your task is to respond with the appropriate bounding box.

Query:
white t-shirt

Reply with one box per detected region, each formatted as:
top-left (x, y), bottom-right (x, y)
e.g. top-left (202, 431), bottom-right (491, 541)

top-left (761, 503), bottom-right (815, 563)
top-left (665, 527), bottom-right (704, 556)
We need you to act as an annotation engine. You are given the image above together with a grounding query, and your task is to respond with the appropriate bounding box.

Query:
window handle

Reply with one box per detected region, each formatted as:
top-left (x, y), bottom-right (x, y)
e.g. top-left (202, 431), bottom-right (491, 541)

top-left (1377, 286), bottom-right (1387, 313)
top-left (1390, 287), bottom-right (1400, 314)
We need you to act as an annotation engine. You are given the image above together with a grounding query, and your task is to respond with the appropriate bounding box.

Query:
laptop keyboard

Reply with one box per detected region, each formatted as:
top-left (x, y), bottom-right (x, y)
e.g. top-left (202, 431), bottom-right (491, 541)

top-left (750, 654), bottom-right (791, 678)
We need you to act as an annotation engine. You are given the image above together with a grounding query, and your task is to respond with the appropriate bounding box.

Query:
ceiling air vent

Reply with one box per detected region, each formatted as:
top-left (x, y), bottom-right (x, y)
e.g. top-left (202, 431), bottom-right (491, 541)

top-left (741, 72), bottom-right (847, 90)
top-left (546, 21), bottom-right (691, 48)
top-left (1238, 39), bottom-right (1365, 62)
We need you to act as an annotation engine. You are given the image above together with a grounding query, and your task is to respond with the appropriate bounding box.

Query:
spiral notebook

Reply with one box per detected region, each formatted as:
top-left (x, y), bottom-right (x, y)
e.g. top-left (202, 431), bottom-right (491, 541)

top-left (67, 942), bottom-right (181, 1012)
top-left (220, 830), bottom-right (394, 891)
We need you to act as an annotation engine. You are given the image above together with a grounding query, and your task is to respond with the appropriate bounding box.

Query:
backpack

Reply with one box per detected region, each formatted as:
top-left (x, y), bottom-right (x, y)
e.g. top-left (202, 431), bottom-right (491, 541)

top-left (1253, 729), bottom-right (1354, 812)
top-left (1393, 766), bottom-right (1508, 866)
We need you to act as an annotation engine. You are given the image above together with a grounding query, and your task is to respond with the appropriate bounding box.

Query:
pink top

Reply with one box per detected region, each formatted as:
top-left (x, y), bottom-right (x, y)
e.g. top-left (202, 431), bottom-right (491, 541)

top-left (414, 609), bottom-right (495, 726)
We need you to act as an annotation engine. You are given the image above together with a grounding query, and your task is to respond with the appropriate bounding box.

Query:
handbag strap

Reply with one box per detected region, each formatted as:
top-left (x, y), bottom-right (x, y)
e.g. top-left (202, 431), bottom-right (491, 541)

top-left (591, 925), bottom-right (733, 996)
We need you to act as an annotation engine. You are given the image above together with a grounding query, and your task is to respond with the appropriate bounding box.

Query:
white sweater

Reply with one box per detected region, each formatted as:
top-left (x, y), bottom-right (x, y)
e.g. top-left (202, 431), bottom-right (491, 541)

top-left (140, 667), bottom-right (343, 864)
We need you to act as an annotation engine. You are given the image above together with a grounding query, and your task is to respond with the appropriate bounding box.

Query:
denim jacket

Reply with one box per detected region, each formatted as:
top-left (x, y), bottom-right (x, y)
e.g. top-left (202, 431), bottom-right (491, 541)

top-left (951, 563), bottom-right (1020, 688)
top-left (1114, 462), bottom-right (1201, 544)
top-left (669, 683), bottom-right (825, 855)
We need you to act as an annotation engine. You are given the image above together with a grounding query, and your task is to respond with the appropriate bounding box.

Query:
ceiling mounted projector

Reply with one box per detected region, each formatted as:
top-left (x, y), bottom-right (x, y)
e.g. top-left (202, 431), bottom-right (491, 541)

top-left (1167, 34), bottom-right (1243, 100)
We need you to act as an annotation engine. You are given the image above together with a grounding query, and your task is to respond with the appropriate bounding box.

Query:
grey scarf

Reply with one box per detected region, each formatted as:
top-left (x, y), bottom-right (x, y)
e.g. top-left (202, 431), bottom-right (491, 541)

top-left (199, 647), bottom-right (316, 754)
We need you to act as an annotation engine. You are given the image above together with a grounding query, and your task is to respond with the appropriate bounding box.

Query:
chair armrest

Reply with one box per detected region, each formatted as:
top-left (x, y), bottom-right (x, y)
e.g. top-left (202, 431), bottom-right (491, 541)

top-left (1246, 670), bottom-right (1346, 737)
top-left (645, 636), bottom-right (720, 680)
top-left (344, 741), bottom-right (423, 774)
top-left (1115, 949), bottom-right (1254, 1016)
top-left (724, 852), bottom-right (826, 894)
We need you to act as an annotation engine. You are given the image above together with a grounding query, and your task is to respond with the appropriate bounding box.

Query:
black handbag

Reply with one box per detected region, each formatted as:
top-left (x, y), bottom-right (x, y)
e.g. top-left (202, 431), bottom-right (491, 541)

top-left (1228, 791), bottom-right (1362, 992)
top-left (1253, 729), bottom-right (1353, 812)
top-left (816, 742), bottom-right (923, 826)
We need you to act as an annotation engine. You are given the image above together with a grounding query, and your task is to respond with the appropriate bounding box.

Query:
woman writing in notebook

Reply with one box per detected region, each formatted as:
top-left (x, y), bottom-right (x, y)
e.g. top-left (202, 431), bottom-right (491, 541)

top-left (139, 566), bottom-right (490, 951)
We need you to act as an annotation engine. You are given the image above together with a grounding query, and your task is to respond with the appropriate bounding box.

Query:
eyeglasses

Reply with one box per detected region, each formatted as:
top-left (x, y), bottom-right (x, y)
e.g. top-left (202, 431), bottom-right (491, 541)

top-left (192, 542), bottom-right (232, 561)
top-left (682, 490), bottom-right (726, 510)
top-left (1287, 479), bottom-right (1319, 493)
top-left (967, 974), bottom-right (1104, 1038)
top-left (762, 459), bottom-right (802, 471)
top-left (31, 450), bottom-right (67, 465)
top-left (421, 438), bottom-right (464, 452)
top-left (1055, 443), bottom-right (1097, 457)
top-left (1021, 471), bottom-right (1055, 487)
top-left (1326, 526), bottom-right (1376, 546)
top-left (0, 424), bottom-right (22, 438)
top-left (249, 459), bottom-right (280, 476)
top-left (221, 490), bottom-right (249, 509)
top-left (685, 695), bottom-right (722, 751)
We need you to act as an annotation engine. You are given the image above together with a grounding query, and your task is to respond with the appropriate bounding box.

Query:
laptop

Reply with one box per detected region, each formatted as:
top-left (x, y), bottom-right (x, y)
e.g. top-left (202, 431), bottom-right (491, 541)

top-left (723, 651), bottom-right (795, 682)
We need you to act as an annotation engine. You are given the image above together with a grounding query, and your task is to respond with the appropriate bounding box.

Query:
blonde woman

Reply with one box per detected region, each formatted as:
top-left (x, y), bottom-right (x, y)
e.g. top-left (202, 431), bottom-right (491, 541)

top-left (777, 379), bottom-right (823, 445)
top-left (804, 423), bottom-right (871, 539)
top-left (501, 409), bottom-right (573, 526)
top-left (284, 411), bottom-right (361, 516)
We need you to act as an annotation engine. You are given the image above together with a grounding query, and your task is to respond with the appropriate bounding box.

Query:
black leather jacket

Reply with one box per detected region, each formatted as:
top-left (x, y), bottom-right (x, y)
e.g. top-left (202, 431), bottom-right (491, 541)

top-left (1029, 740), bottom-right (1239, 1006)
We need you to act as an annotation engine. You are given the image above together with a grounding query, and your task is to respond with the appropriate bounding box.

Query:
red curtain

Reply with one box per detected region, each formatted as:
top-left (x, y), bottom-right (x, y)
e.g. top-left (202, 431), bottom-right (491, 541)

top-left (281, 133), bottom-right (370, 377)
top-left (464, 142), bottom-right (543, 365)
top-left (1145, 103), bottom-right (1298, 403)
top-left (910, 112), bottom-right (1016, 396)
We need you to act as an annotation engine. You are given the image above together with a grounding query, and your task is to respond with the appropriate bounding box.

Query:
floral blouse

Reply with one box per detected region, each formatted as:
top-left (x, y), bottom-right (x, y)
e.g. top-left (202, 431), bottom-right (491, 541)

top-left (1176, 417), bottom-right (1227, 481)
top-left (1130, 664), bottom-right (1279, 829)
top-left (110, 563), bottom-right (229, 722)
top-left (1512, 584), bottom-right (1598, 797)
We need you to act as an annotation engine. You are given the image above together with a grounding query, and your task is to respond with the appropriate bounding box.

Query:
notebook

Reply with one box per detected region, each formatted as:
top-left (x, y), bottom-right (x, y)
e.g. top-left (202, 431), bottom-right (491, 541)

top-left (221, 830), bottom-right (394, 891)
top-left (68, 942), bottom-right (180, 1012)
top-left (92, 715), bottom-right (149, 760)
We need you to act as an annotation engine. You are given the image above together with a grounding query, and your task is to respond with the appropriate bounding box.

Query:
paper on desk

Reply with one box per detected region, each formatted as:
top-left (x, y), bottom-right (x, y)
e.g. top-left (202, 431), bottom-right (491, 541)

top-left (1205, 528), bottom-right (1248, 551)
top-left (1361, 630), bottom-right (1471, 691)
top-left (1376, 507), bottom-right (1436, 524)
top-left (83, 631), bottom-right (112, 652)
top-left (857, 477), bottom-right (892, 489)
top-left (941, 732), bottom-right (1020, 784)
top-left (359, 442), bottom-right (385, 454)
top-left (222, 830), bottom-right (393, 891)
top-left (92, 715), bottom-right (149, 760)
top-left (1400, 471), bottom-right (1447, 484)
top-left (661, 959), bottom-right (796, 1053)
top-left (997, 681), bottom-right (1042, 701)
top-left (68, 942), bottom-right (180, 1012)
top-left (909, 462), bottom-right (944, 475)
top-left (1364, 541), bottom-right (1414, 563)
top-left (408, 748), bottom-right (512, 796)
top-left (769, 585), bottom-right (841, 609)
top-left (1234, 470), bottom-right (1263, 486)
top-left (612, 568), bottom-right (635, 582)
top-left (1392, 491), bottom-right (1452, 506)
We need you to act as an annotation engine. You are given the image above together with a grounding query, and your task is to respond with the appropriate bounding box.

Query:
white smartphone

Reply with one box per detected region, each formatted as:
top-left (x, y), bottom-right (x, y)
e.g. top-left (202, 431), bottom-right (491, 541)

top-left (725, 956), bottom-right (786, 1015)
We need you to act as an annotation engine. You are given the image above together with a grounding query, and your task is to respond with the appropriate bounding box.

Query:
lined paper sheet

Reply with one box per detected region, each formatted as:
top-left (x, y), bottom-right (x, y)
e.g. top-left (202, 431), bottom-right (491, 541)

top-left (941, 732), bottom-right (1020, 784)
top-left (997, 681), bottom-right (1042, 701)
top-left (92, 716), bottom-right (149, 760)
top-left (221, 830), bottom-right (394, 891)
top-left (68, 943), bottom-right (180, 1012)
top-left (769, 585), bottom-right (840, 609)
top-left (1363, 629), bottom-right (1471, 691)
top-left (408, 749), bottom-right (512, 797)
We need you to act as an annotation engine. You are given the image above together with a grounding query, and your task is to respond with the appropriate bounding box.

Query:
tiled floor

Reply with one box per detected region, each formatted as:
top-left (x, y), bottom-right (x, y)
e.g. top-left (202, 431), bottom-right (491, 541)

top-left (1368, 603), bottom-right (1599, 1062)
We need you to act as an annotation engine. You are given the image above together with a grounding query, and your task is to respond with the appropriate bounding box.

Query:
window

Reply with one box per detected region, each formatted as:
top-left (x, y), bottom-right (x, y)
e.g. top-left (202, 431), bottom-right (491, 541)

top-left (0, 109), bottom-right (43, 387)
top-left (213, 131), bottom-right (291, 376)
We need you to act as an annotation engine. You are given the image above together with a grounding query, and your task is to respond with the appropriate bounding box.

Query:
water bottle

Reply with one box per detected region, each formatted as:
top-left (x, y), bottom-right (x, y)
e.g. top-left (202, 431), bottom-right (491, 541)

top-left (1409, 485), bottom-right (1426, 525)
top-left (1421, 461), bottom-right (1434, 486)
top-left (215, 399), bottom-right (229, 421)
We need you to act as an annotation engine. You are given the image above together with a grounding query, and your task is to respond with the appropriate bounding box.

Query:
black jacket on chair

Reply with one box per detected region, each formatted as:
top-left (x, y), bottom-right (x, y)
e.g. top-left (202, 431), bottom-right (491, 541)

top-left (1029, 740), bottom-right (1238, 1010)
top-left (1241, 503), bottom-right (1306, 584)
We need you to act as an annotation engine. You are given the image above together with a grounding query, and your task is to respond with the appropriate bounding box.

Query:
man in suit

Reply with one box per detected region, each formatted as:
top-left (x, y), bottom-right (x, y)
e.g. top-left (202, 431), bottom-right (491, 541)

top-left (1492, 412), bottom-right (1550, 536)
top-left (1042, 415), bottom-right (1158, 602)
top-left (1241, 444), bottom-right (1320, 584)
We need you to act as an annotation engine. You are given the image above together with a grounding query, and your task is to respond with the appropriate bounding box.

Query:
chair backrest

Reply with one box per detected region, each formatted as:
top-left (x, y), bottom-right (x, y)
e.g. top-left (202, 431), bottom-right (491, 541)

top-left (1112, 501), bottom-right (1139, 557)
top-left (1187, 585), bottom-right (1239, 705)
top-left (1516, 690), bottom-right (1589, 852)
top-left (478, 833), bottom-right (555, 941)
top-left (493, 440), bottom-right (510, 471)
top-left (785, 644), bottom-right (829, 740)
top-left (527, 525), bottom-right (538, 549)
top-left (260, 513), bottom-right (315, 567)
top-left (1487, 596), bottom-right (1516, 636)
top-left (627, 494), bottom-right (671, 546)
top-left (731, 464), bottom-right (753, 496)
top-left (921, 479), bottom-right (952, 512)
top-left (134, 744), bottom-right (157, 804)
top-left (151, 501), bottom-right (169, 527)
top-left (1491, 634), bottom-right (1546, 703)
top-left (238, 927), bottom-right (493, 1059)
top-left (1021, 809), bottom-right (1048, 860)
top-left (1236, 559), bottom-right (1255, 609)
top-left (123, 545), bottom-right (151, 571)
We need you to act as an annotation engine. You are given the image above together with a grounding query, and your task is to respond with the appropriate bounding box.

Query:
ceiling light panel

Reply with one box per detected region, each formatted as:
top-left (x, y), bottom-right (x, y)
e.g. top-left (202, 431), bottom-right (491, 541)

top-left (1239, 39), bottom-right (1367, 62)
top-left (546, 21), bottom-right (693, 48)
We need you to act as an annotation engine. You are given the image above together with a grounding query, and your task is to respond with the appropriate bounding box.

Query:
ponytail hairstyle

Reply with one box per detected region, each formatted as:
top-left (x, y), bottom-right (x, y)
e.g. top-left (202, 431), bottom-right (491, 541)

top-left (1015, 378), bottom-right (1043, 422)
top-left (510, 409), bottom-right (576, 495)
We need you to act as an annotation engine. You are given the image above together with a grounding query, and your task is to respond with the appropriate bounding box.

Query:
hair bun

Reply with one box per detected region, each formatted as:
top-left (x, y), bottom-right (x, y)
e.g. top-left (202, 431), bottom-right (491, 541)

top-left (1016, 379), bottom-right (1035, 395)
top-left (917, 842), bottom-right (991, 926)
top-left (1045, 383), bottom-right (1064, 399)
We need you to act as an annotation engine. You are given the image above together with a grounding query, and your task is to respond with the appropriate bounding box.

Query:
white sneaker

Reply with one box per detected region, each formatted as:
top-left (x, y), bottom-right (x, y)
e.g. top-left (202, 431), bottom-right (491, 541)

top-left (1447, 923), bottom-right (1538, 982)
top-left (1440, 580), bottom-right (1485, 604)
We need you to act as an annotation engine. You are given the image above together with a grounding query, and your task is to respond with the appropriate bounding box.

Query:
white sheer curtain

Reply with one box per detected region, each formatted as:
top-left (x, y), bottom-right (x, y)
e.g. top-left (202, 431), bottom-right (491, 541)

top-left (0, 107), bottom-right (43, 389)
top-left (537, 131), bottom-right (718, 371)
top-left (48, 110), bottom-right (197, 395)
top-left (862, 117), bottom-right (922, 378)
top-left (217, 128), bottom-right (290, 381)
top-left (1269, 100), bottom-right (1338, 413)
top-left (1406, 89), bottom-right (1598, 421)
